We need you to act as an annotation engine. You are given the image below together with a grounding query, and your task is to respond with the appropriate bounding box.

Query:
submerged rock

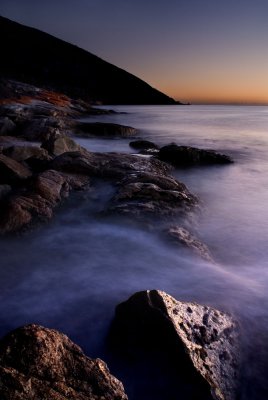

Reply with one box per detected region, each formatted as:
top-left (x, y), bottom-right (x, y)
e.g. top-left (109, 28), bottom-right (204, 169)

top-left (0, 324), bottom-right (128, 400)
top-left (165, 225), bottom-right (214, 262)
top-left (110, 290), bottom-right (239, 400)
top-left (76, 122), bottom-right (137, 137)
top-left (158, 144), bottom-right (233, 166)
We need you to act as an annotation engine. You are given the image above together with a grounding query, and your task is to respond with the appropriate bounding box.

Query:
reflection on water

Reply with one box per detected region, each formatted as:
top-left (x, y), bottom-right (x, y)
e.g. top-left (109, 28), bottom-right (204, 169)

top-left (1, 105), bottom-right (268, 399)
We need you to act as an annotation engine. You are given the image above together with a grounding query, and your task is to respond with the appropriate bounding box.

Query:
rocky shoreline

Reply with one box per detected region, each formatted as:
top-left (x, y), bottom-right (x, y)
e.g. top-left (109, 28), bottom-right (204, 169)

top-left (0, 79), bottom-right (239, 399)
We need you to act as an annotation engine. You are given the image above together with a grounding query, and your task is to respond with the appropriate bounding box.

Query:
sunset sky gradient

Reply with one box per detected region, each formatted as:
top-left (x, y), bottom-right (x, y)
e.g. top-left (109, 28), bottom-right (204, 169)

top-left (1, 0), bottom-right (268, 104)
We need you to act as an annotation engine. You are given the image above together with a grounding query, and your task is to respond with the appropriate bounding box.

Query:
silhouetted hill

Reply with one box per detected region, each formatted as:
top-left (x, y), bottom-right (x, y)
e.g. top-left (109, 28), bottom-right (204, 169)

top-left (0, 16), bottom-right (177, 105)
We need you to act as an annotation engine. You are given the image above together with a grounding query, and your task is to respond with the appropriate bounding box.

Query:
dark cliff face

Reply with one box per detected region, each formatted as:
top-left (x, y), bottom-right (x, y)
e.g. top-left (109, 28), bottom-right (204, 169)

top-left (0, 16), bottom-right (176, 105)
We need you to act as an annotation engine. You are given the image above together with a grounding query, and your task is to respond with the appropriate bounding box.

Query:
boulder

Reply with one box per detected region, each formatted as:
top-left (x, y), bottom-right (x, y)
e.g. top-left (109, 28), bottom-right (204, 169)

top-left (3, 145), bottom-right (50, 162)
top-left (110, 290), bottom-right (239, 400)
top-left (0, 154), bottom-right (32, 184)
top-left (108, 180), bottom-right (197, 219)
top-left (49, 151), bottom-right (197, 219)
top-left (48, 150), bottom-right (197, 221)
top-left (76, 122), bottom-right (137, 137)
top-left (0, 117), bottom-right (16, 135)
top-left (0, 324), bottom-right (128, 400)
top-left (158, 144), bottom-right (233, 166)
top-left (165, 226), bottom-right (214, 262)
top-left (0, 169), bottom-right (90, 233)
top-left (41, 134), bottom-right (82, 156)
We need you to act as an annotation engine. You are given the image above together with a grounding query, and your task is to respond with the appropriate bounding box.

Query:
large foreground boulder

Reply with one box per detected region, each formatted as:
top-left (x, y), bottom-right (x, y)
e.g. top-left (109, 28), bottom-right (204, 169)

top-left (158, 144), bottom-right (233, 166)
top-left (0, 324), bottom-right (128, 400)
top-left (110, 290), bottom-right (239, 400)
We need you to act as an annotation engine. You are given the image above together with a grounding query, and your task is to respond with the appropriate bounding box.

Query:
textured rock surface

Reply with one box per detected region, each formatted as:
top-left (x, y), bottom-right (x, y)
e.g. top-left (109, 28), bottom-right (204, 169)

top-left (50, 151), bottom-right (170, 180)
top-left (41, 134), bottom-right (82, 156)
top-left (0, 170), bottom-right (89, 234)
top-left (49, 151), bottom-right (198, 223)
top-left (165, 225), bottom-right (214, 262)
top-left (108, 179), bottom-right (197, 219)
top-left (3, 145), bottom-right (50, 162)
top-left (111, 290), bottom-right (239, 400)
top-left (0, 154), bottom-right (32, 184)
top-left (0, 324), bottom-right (128, 400)
top-left (158, 144), bottom-right (233, 166)
top-left (76, 122), bottom-right (137, 137)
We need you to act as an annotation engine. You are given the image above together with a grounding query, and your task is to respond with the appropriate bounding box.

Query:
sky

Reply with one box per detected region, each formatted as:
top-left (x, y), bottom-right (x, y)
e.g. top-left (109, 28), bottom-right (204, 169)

top-left (1, 0), bottom-right (268, 104)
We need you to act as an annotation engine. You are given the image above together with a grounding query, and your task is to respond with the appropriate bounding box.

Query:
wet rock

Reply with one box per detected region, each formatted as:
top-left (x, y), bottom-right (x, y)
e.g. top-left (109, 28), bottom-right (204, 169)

top-left (49, 151), bottom-right (197, 219)
top-left (111, 290), bottom-right (239, 400)
top-left (0, 184), bottom-right (11, 200)
top-left (20, 117), bottom-right (65, 142)
top-left (158, 144), bottom-right (233, 166)
top-left (0, 117), bottom-right (16, 135)
top-left (76, 122), bottom-right (137, 137)
top-left (41, 134), bottom-right (82, 156)
top-left (0, 169), bottom-right (90, 233)
top-left (0, 324), bottom-right (128, 400)
top-left (108, 179), bottom-right (197, 219)
top-left (50, 151), bottom-right (170, 180)
top-left (0, 154), bottom-right (32, 184)
top-left (165, 226), bottom-right (214, 262)
top-left (3, 145), bottom-right (50, 163)
top-left (129, 140), bottom-right (159, 150)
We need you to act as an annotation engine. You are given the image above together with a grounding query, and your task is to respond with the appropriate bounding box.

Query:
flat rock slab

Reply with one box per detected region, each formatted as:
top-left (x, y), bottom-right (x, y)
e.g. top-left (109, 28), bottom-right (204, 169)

top-left (49, 151), bottom-right (171, 179)
top-left (76, 122), bottom-right (137, 137)
top-left (111, 290), bottom-right (240, 400)
top-left (0, 324), bottom-right (128, 400)
top-left (158, 144), bottom-right (233, 166)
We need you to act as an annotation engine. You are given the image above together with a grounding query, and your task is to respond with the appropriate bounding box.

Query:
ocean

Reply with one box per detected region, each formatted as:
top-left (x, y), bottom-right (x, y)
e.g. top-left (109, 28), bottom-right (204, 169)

top-left (0, 105), bottom-right (268, 399)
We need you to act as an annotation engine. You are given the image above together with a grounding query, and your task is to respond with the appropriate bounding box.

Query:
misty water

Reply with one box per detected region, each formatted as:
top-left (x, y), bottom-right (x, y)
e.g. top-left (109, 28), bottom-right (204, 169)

top-left (1, 105), bottom-right (268, 399)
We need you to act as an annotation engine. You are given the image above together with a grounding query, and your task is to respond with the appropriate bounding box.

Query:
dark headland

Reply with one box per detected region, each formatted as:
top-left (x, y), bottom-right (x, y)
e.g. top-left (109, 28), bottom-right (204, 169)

top-left (0, 15), bottom-right (177, 105)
